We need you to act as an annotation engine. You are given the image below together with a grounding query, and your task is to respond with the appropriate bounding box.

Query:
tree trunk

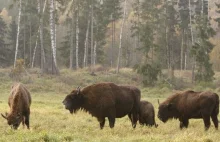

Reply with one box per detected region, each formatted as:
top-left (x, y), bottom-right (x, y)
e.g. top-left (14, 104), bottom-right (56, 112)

top-left (31, 34), bottom-right (39, 68)
top-left (184, 31), bottom-right (188, 70)
top-left (116, 0), bottom-right (127, 73)
top-left (69, 14), bottom-right (74, 69)
top-left (50, 0), bottom-right (58, 73)
top-left (29, 19), bottom-right (32, 67)
top-left (189, 0), bottom-right (195, 83)
top-left (32, 0), bottom-right (47, 68)
top-left (93, 41), bottom-right (97, 66)
top-left (40, 0), bottom-right (47, 73)
top-left (180, 29), bottom-right (184, 71)
top-left (111, 14), bottom-right (114, 68)
top-left (14, 0), bottom-right (22, 68)
top-left (75, 6), bottom-right (79, 69)
top-left (91, 0), bottom-right (94, 67)
top-left (69, 1), bottom-right (75, 70)
top-left (83, 17), bottom-right (90, 68)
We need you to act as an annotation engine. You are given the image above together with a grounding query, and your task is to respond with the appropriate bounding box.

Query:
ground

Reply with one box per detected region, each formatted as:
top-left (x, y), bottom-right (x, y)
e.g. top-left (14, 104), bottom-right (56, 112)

top-left (0, 67), bottom-right (219, 142)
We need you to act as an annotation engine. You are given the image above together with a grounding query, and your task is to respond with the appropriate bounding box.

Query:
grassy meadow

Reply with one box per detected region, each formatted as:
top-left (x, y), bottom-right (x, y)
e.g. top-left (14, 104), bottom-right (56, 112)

top-left (0, 67), bottom-right (219, 142)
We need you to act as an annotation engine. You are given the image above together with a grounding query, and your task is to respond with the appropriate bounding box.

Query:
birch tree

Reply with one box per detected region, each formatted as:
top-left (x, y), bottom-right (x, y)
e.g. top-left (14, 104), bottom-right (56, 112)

top-left (14, 0), bottom-right (22, 68)
top-left (91, 0), bottom-right (94, 66)
top-left (83, 17), bottom-right (90, 68)
top-left (50, 0), bottom-right (59, 73)
top-left (116, 0), bottom-right (127, 73)
top-left (39, 0), bottom-right (47, 72)
top-left (32, 0), bottom-right (47, 68)
top-left (75, 3), bottom-right (79, 69)
top-left (69, 1), bottom-right (75, 69)
top-left (189, 0), bottom-right (195, 83)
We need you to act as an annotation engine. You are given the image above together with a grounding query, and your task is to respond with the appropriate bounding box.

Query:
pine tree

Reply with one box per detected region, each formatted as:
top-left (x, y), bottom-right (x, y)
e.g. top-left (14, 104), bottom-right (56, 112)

top-left (0, 16), bottom-right (9, 67)
top-left (191, 0), bottom-right (215, 82)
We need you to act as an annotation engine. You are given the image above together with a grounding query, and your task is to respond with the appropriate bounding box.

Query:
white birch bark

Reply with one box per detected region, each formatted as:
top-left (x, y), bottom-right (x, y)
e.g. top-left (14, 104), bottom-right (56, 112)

top-left (32, 36), bottom-right (39, 68)
top-left (189, 0), bottom-right (195, 83)
top-left (69, 16), bottom-right (74, 69)
top-left (180, 30), bottom-right (184, 71)
top-left (75, 7), bottom-right (79, 69)
top-left (83, 18), bottom-right (90, 68)
top-left (116, 0), bottom-right (127, 73)
top-left (14, 0), bottom-right (22, 68)
top-left (29, 19), bottom-right (32, 66)
top-left (93, 41), bottom-right (97, 66)
top-left (31, 0), bottom-right (47, 68)
top-left (40, 0), bottom-right (46, 71)
top-left (69, 1), bottom-right (75, 69)
top-left (50, 0), bottom-right (58, 70)
top-left (91, 0), bottom-right (94, 66)
top-left (111, 14), bottom-right (114, 68)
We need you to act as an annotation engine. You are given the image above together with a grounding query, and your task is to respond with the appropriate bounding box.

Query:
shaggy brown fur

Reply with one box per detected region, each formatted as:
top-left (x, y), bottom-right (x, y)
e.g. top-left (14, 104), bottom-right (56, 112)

top-left (62, 82), bottom-right (141, 129)
top-left (118, 85), bottom-right (141, 128)
top-left (158, 90), bottom-right (219, 130)
top-left (139, 100), bottom-right (158, 127)
top-left (1, 83), bottom-right (31, 129)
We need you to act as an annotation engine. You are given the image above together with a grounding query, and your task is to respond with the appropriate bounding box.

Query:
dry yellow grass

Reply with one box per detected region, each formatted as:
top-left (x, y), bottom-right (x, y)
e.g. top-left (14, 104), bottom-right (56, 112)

top-left (0, 68), bottom-right (219, 141)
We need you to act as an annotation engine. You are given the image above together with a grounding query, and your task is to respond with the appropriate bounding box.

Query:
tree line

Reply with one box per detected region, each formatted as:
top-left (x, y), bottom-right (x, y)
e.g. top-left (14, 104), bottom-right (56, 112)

top-left (0, 0), bottom-right (220, 86)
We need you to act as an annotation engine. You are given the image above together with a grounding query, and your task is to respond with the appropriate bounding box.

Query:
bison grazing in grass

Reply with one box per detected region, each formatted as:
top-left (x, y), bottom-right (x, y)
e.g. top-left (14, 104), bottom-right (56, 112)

top-left (62, 82), bottom-right (141, 129)
top-left (1, 83), bottom-right (31, 129)
top-left (139, 100), bottom-right (158, 127)
top-left (158, 90), bottom-right (219, 130)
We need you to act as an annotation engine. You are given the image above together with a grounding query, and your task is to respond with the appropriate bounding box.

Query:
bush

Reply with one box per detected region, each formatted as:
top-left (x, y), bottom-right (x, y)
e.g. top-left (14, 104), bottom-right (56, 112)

top-left (134, 63), bottom-right (161, 86)
top-left (9, 59), bottom-right (25, 80)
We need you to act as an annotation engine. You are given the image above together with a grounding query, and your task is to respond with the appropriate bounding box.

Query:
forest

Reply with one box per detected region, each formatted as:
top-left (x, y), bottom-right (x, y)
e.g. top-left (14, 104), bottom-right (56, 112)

top-left (0, 0), bottom-right (220, 142)
top-left (0, 0), bottom-right (219, 86)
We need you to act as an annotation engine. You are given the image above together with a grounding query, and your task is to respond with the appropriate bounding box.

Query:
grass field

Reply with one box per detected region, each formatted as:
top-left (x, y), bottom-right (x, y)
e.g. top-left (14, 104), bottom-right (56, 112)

top-left (0, 68), bottom-right (219, 142)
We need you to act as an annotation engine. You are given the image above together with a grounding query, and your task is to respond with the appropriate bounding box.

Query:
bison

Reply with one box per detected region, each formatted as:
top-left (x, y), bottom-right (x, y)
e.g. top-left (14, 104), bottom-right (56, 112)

top-left (158, 90), bottom-right (219, 130)
top-left (1, 83), bottom-right (31, 129)
top-left (62, 82), bottom-right (141, 129)
top-left (118, 85), bottom-right (141, 127)
top-left (139, 100), bottom-right (158, 127)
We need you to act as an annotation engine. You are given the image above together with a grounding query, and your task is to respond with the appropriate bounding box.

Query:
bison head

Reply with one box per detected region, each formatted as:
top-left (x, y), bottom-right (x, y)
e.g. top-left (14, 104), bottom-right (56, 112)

top-left (1, 112), bottom-right (22, 129)
top-left (62, 87), bottom-right (84, 114)
top-left (158, 103), bottom-right (177, 123)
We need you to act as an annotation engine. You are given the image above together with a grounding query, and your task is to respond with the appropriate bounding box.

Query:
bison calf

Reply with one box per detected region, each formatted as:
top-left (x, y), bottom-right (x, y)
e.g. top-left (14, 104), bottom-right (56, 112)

top-left (62, 82), bottom-right (141, 129)
top-left (139, 100), bottom-right (158, 127)
top-left (158, 90), bottom-right (219, 130)
top-left (1, 83), bottom-right (31, 129)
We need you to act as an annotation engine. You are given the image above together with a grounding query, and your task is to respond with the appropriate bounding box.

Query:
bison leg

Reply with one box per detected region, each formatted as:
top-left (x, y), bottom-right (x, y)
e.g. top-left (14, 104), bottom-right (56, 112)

top-left (22, 116), bottom-right (25, 128)
top-left (128, 113), bottom-right (138, 128)
top-left (108, 116), bottom-right (115, 128)
top-left (202, 115), bottom-right (211, 131)
top-left (211, 114), bottom-right (218, 130)
top-left (24, 115), bottom-right (30, 129)
top-left (98, 118), bottom-right (105, 129)
top-left (24, 110), bottom-right (30, 129)
top-left (179, 119), bottom-right (189, 129)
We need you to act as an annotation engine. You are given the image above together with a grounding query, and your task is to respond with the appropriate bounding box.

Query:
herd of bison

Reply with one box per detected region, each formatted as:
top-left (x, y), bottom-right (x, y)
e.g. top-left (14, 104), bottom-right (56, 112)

top-left (1, 82), bottom-right (219, 131)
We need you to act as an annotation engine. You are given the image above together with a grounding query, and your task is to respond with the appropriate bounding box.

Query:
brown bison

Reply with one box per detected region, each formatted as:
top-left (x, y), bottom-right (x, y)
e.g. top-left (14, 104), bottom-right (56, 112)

top-left (1, 83), bottom-right (31, 129)
top-left (139, 100), bottom-right (158, 127)
top-left (158, 90), bottom-right (219, 130)
top-left (118, 85), bottom-right (141, 127)
top-left (62, 82), bottom-right (141, 129)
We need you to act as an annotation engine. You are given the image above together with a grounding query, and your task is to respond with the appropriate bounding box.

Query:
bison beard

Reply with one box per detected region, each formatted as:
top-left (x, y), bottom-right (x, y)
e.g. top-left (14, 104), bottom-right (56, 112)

top-left (1, 83), bottom-right (31, 129)
top-left (158, 90), bottom-right (219, 130)
top-left (62, 83), bottom-right (141, 129)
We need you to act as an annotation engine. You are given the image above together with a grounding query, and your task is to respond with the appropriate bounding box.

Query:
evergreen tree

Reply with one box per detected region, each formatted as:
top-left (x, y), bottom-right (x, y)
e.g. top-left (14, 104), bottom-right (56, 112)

top-left (191, 0), bottom-right (215, 82)
top-left (0, 16), bottom-right (9, 67)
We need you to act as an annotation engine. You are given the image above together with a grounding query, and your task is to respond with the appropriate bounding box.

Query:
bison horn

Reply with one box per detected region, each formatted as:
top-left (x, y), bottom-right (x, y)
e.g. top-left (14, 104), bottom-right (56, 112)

top-left (1, 113), bottom-right (7, 119)
top-left (77, 86), bottom-right (81, 95)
